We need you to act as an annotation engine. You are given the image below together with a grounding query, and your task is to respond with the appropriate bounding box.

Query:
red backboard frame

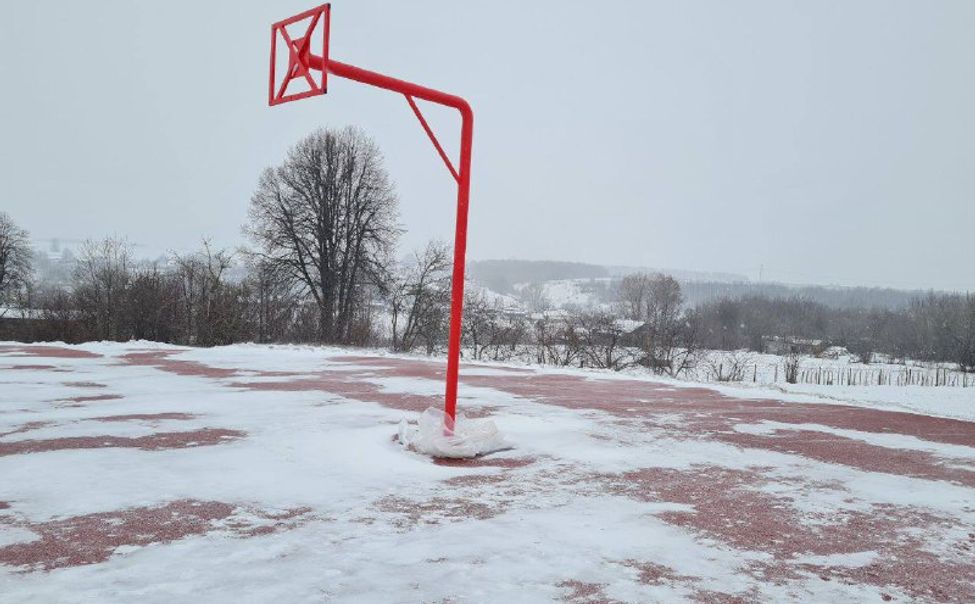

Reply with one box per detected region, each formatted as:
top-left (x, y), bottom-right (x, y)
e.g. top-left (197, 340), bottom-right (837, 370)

top-left (269, 4), bottom-right (331, 106)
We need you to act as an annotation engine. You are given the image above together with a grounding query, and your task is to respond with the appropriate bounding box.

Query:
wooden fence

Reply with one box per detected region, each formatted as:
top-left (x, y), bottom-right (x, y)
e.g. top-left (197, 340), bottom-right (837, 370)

top-left (791, 366), bottom-right (972, 387)
top-left (704, 363), bottom-right (974, 388)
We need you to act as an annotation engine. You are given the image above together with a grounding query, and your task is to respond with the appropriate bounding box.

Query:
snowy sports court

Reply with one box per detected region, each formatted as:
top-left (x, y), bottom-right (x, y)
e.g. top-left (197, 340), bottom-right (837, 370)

top-left (1, 342), bottom-right (974, 603)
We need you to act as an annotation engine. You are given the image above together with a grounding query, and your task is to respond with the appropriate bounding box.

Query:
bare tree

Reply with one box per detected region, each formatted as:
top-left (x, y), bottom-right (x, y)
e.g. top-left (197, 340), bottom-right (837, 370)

top-left (246, 127), bottom-right (399, 344)
top-left (951, 294), bottom-right (975, 373)
top-left (0, 212), bottom-right (32, 311)
top-left (389, 241), bottom-right (451, 353)
top-left (619, 273), bottom-right (697, 376)
top-left (846, 338), bottom-right (873, 365)
top-left (171, 242), bottom-right (243, 346)
top-left (531, 313), bottom-right (555, 365)
top-left (532, 311), bottom-right (583, 367)
top-left (518, 282), bottom-right (550, 312)
top-left (576, 310), bottom-right (631, 370)
top-left (462, 288), bottom-right (492, 360)
top-left (41, 288), bottom-right (83, 341)
top-left (74, 237), bottom-right (132, 340)
top-left (463, 289), bottom-right (529, 361)
top-left (498, 315), bottom-right (530, 361)
top-left (126, 263), bottom-right (177, 342)
top-left (705, 350), bottom-right (754, 382)
top-left (617, 273), bottom-right (651, 321)
top-left (243, 257), bottom-right (300, 343)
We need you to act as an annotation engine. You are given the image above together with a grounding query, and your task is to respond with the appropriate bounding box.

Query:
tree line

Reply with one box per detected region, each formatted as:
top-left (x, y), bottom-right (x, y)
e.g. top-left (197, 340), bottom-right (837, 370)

top-left (693, 293), bottom-right (975, 371)
top-left (1, 126), bottom-right (972, 375)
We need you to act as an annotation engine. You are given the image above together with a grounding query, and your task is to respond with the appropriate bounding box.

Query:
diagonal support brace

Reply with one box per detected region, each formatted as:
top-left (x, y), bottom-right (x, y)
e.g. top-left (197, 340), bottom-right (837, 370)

top-left (405, 94), bottom-right (460, 182)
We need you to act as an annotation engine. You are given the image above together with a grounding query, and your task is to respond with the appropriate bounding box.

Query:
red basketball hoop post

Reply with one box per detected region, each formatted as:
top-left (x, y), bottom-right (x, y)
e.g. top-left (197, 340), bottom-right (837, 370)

top-left (269, 4), bottom-right (472, 430)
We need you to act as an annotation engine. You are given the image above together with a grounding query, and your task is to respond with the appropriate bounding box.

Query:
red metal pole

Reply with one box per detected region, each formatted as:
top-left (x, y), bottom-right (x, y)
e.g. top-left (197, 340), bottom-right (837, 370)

top-left (445, 99), bottom-right (473, 432)
top-left (313, 58), bottom-right (473, 430)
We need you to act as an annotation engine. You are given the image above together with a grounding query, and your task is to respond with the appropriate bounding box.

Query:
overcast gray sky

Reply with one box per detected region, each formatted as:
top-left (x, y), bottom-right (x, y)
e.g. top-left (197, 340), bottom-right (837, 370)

top-left (1, 1), bottom-right (973, 290)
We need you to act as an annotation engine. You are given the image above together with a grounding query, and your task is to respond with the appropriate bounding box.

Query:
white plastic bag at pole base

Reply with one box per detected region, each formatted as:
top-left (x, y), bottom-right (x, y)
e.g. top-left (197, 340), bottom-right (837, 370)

top-left (398, 407), bottom-right (507, 458)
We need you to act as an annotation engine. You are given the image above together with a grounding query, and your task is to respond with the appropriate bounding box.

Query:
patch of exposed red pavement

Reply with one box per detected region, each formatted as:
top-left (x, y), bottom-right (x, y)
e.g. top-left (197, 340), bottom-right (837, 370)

top-left (0, 500), bottom-right (312, 571)
top-left (720, 429), bottom-right (975, 487)
top-left (604, 465), bottom-right (974, 602)
top-left (557, 579), bottom-right (620, 604)
top-left (619, 559), bottom-right (757, 603)
top-left (89, 412), bottom-right (197, 422)
top-left (42, 347), bottom-right (443, 414)
top-left (221, 506), bottom-right (313, 537)
top-left (247, 369), bottom-right (304, 377)
top-left (458, 405), bottom-right (502, 419)
top-left (332, 355), bottom-right (448, 380)
top-left (118, 350), bottom-right (241, 379)
top-left (0, 502), bottom-right (10, 510)
top-left (0, 345), bottom-right (101, 359)
top-left (62, 381), bottom-right (108, 388)
top-left (691, 591), bottom-right (758, 604)
top-left (230, 372), bottom-right (443, 413)
top-left (441, 472), bottom-right (512, 488)
top-left (433, 455), bottom-right (535, 468)
top-left (0, 428), bottom-right (244, 456)
top-left (0, 421), bottom-right (53, 438)
top-left (335, 355), bottom-right (534, 374)
top-left (57, 394), bottom-right (123, 405)
top-left (531, 375), bottom-right (972, 448)
top-left (622, 559), bottom-right (693, 586)
top-left (231, 365), bottom-right (498, 416)
top-left (375, 495), bottom-right (505, 528)
top-left (117, 350), bottom-right (304, 380)
top-left (4, 364), bottom-right (60, 371)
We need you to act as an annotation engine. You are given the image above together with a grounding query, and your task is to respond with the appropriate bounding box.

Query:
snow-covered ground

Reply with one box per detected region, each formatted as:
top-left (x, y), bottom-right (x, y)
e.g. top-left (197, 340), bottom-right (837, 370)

top-left (2, 341), bottom-right (975, 603)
